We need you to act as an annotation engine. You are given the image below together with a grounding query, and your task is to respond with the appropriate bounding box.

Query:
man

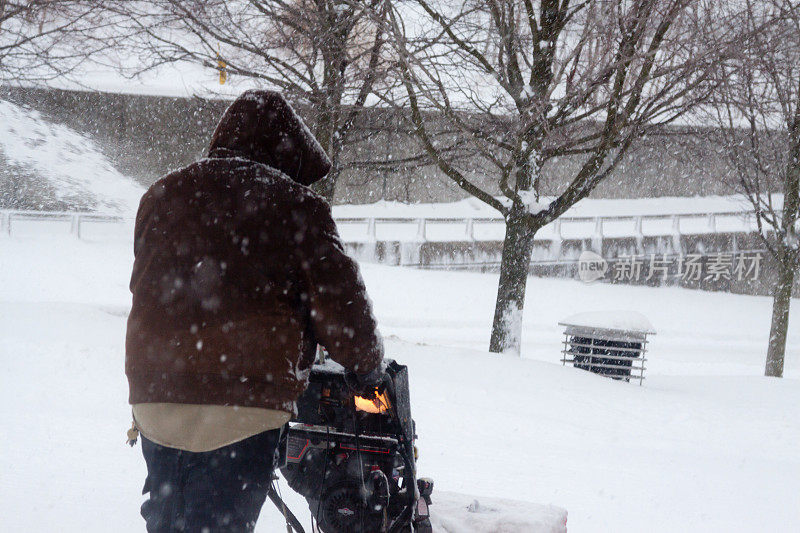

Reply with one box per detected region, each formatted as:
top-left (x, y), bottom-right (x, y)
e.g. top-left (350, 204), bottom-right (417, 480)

top-left (126, 90), bottom-right (384, 532)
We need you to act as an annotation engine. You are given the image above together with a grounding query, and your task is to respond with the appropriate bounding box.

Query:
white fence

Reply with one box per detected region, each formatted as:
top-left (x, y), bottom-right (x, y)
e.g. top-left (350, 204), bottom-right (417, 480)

top-left (0, 209), bottom-right (757, 244)
top-left (0, 210), bottom-right (132, 240)
top-left (335, 211), bottom-right (757, 246)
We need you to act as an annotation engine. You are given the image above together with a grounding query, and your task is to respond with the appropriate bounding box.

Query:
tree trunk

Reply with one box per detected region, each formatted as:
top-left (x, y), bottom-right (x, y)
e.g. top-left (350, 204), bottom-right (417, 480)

top-left (313, 165), bottom-right (338, 201)
top-left (310, 110), bottom-right (341, 202)
top-left (489, 207), bottom-right (538, 355)
top-left (765, 262), bottom-right (795, 377)
top-left (765, 109), bottom-right (800, 377)
top-left (309, 77), bottom-right (344, 202)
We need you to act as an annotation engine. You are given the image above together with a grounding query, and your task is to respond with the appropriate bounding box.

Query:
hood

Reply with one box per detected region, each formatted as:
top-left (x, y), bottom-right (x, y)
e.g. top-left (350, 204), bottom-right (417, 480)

top-left (208, 90), bottom-right (331, 186)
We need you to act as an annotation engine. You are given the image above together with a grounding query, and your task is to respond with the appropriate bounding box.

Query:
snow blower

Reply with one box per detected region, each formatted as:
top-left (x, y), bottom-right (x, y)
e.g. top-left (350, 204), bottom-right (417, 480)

top-left (267, 356), bottom-right (433, 533)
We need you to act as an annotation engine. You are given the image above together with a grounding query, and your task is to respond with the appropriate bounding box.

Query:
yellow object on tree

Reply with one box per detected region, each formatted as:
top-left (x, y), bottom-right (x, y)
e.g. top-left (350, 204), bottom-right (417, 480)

top-left (217, 53), bottom-right (227, 85)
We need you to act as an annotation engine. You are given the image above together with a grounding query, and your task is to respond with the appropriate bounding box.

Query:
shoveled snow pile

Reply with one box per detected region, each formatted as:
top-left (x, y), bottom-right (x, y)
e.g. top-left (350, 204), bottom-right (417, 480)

top-left (431, 492), bottom-right (566, 533)
top-left (0, 99), bottom-right (143, 214)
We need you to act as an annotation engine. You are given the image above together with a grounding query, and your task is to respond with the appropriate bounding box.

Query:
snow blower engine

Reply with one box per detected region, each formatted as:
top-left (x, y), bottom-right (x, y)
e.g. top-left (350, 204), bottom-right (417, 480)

top-left (270, 356), bottom-right (433, 533)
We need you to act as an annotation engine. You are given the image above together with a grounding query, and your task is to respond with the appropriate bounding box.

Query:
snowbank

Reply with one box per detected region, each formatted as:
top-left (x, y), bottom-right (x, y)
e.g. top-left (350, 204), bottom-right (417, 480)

top-left (431, 492), bottom-right (567, 533)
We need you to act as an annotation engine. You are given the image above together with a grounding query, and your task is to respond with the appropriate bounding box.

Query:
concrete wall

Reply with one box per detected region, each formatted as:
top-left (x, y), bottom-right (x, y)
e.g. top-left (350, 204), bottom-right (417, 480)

top-left (346, 231), bottom-right (799, 298)
top-left (2, 86), bottom-right (737, 205)
top-left (1, 85), bottom-right (228, 189)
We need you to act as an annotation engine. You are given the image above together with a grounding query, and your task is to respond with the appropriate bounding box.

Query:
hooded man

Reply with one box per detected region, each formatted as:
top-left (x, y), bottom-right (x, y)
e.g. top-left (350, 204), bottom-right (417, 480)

top-left (125, 90), bottom-right (384, 532)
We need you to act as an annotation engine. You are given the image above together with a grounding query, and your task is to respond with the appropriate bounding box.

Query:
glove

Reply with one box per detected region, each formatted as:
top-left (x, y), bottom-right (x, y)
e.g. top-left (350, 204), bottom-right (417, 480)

top-left (345, 367), bottom-right (385, 399)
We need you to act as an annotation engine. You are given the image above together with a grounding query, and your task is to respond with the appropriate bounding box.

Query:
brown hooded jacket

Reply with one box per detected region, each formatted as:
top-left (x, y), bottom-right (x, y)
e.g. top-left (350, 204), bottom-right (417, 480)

top-left (125, 90), bottom-right (384, 414)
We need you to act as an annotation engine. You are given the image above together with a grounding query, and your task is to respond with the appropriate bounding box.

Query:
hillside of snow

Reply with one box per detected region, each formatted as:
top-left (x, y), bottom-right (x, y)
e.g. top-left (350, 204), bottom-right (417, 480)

top-left (0, 99), bottom-right (143, 213)
top-left (0, 236), bottom-right (798, 532)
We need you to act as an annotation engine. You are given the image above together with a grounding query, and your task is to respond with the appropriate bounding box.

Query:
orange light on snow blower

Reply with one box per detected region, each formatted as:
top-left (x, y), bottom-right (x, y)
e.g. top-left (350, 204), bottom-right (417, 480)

top-left (354, 390), bottom-right (391, 414)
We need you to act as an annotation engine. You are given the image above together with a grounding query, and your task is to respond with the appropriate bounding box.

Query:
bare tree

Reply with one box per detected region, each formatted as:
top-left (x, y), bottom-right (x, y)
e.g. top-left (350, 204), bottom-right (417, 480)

top-left (386, 0), bottom-right (733, 354)
top-left (0, 1), bottom-right (103, 83)
top-left (711, 0), bottom-right (799, 378)
top-left (103, 0), bottom-right (392, 200)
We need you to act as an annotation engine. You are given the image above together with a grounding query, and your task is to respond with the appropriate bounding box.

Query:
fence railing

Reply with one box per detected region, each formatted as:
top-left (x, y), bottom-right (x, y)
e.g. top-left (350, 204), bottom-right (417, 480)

top-left (0, 210), bottom-right (127, 239)
top-left (335, 211), bottom-right (756, 243)
top-left (0, 209), bottom-right (756, 242)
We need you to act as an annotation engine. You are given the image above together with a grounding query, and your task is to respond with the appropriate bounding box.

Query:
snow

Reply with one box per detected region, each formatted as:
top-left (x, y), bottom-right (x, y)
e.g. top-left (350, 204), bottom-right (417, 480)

top-left (559, 310), bottom-right (656, 334)
top-left (331, 195), bottom-right (756, 220)
top-left (431, 492), bottom-right (566, 533)
top-left (518, 189), bottom-right (547, 215)
top-left (0, 237), bottom-right (799, 532)
top-left (500, 303), bottom-right (524, 356)
top-left (0, 99), bottom-right (143, 214)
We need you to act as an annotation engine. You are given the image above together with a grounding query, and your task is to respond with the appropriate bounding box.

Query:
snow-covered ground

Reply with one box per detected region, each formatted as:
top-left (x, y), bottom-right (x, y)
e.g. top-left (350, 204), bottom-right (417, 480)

top-left (0, 236), bottom-right (798, 532)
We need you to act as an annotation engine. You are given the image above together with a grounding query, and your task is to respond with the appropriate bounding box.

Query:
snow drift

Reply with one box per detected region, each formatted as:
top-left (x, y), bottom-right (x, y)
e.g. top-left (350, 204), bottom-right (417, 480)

top-left (0, 99), bottom-right (143, 214)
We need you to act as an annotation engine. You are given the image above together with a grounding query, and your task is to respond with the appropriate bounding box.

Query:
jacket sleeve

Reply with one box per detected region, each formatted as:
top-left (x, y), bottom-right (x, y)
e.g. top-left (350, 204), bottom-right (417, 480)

top-left (296, 195), bottom-right (384, 374)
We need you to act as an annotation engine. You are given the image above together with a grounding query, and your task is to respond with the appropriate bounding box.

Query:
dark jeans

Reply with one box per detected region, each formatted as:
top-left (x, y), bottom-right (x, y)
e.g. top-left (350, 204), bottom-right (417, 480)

top-left (140, 428), bottom-right (283, 532)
